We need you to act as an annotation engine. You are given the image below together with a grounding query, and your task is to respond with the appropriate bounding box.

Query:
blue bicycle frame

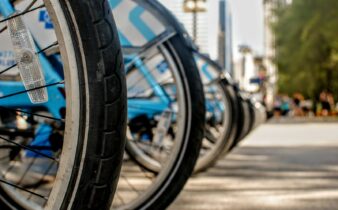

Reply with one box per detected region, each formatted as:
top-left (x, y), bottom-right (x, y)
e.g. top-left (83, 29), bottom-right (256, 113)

top-left (111, 0), bottom-right (227, 123)
top-left (0, 0), bottom-right (174, 129)
top-left (195, 53), bottom-right (226, 121)
top-left (0, 0), bottom-right (226, 153)
top-left (126, 55), bottom-right (171, 119)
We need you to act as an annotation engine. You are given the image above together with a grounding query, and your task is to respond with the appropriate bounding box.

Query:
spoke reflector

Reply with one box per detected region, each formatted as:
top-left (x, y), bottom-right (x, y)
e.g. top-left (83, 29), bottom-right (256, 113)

top-left (7, 13), bottom-right (48, 104)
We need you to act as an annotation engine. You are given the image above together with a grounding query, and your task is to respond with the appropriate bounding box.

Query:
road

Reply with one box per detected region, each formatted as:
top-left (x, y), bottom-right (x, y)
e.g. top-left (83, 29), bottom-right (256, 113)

top-left (170, 123), bottom-right (338, 210)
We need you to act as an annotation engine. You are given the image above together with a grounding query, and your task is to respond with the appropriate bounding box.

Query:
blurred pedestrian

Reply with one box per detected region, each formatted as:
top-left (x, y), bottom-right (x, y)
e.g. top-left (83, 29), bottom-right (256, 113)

top-left (281, 95), bottom-right (290, 116)
top-left (273, 95), bottom-right (282, 117)
top-left (327, 93), bottom-right (335, 115)
top-left (319, 91), bottom-right (330, 116)
top-left (292, 93), bottom-right (304, 116)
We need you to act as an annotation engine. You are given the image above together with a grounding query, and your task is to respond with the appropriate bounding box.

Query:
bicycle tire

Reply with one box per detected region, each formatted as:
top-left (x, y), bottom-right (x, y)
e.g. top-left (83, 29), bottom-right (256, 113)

top-left (0, 1), bottom-right (126, 209)
top-left (231, 97), bottom-right (251, 150)
top-left (229, 91), bottom-right (245, 151)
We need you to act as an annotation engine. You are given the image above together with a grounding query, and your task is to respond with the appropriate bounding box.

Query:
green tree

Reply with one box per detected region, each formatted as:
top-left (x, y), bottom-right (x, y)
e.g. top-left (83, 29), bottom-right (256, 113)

top-left (273, 0), bottom-right (338, 100)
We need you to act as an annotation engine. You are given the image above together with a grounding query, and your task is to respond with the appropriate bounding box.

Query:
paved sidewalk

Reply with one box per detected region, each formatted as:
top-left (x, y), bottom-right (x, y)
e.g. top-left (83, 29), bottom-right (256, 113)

top-left (170, 123), bottom-right (338, 210)
top-left (268, 116), bottom-right (338, 124)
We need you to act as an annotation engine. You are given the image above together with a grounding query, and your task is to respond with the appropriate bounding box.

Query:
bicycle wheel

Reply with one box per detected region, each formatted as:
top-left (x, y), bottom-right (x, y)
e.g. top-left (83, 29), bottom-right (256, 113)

top-left (113, 35), bottom-right (204, 210)
top-left (247, 99), bottom-right (256, 135)
top-left (110, 1), bottom-right (205, 209)
top-left (230, 95), bottom-right (251, 150)
top-left (252, 100), bottom-right (267, 129)
top-left (228, 90), bottom-right (245, 151)
top-left (0, 0), bottom-right (126, 209)
top-left (194, 78), bottom-right (239, 173)
top-left (240, 98), bottom-right (254, 140)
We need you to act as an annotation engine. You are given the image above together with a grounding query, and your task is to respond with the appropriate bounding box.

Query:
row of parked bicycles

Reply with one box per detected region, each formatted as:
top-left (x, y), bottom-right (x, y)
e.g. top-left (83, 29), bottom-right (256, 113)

top-left (0, 0), bottom-right (266, 209)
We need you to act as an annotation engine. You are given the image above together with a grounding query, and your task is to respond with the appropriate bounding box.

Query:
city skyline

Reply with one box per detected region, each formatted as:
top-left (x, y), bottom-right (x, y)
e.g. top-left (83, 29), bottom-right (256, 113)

top-left (158, 0), bottom-right (264, 60)
top-left (229, 0), bottom-right (264, 59)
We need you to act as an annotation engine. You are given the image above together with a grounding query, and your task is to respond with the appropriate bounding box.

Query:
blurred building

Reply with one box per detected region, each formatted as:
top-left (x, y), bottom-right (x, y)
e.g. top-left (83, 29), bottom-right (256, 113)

top-left (233, 46), bottom-right (260, 91)
top-left (233, 46), bottom-right (254, 92)
top-left (263, 0), bottom-right (291, 111)
top-left (218, 0), bottom-right (233, 75)
top-left (158, 0), bottom-right (233, 74)
top-left (233, 46), bottom-right (268, 103)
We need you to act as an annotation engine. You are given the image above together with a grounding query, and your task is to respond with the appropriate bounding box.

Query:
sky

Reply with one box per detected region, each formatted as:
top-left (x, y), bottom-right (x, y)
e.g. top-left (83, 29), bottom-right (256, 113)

top-left (228, 0), bottom-right (264, 59)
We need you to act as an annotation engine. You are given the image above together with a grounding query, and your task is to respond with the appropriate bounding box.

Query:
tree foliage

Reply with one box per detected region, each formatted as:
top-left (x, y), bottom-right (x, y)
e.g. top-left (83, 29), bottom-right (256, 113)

top-left (273, 0), bottom-right (338, 100)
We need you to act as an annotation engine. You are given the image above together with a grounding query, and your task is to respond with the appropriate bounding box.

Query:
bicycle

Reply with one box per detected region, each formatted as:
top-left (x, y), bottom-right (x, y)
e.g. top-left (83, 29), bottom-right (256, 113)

top-left (0, 0), bottom-right (126, 209)
top-left (192, 52), bottom-right (240, 173)
top-left (110, 0), bottom-right (205, 209)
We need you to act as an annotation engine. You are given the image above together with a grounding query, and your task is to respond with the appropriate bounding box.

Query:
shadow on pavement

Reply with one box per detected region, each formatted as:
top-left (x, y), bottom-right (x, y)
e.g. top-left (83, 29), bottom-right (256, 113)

top-left (171, 145), bottom-right (338, 210)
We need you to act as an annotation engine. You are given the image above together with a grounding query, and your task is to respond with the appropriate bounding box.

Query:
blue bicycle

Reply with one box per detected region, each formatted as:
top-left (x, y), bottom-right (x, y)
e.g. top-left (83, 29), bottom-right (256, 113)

top-left (111, 0), bottom-right (266, 208)
top-left (193, 52), bottom-right (240, 173)
top-left (110, 0), bottom-right (205, 209)
top-left (0, 0), bottom-right (205, 209)
top-left (0, 1), bottom-right (126, 209)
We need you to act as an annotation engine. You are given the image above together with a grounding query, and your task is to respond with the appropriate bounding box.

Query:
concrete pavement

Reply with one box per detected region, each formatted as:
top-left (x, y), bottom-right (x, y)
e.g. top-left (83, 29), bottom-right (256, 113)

top-left (170, 123), bottom-right (338, 210)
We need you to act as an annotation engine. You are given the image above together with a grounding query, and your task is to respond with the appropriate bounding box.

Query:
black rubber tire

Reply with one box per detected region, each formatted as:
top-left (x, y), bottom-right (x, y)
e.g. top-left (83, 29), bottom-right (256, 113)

top-left (237, 99), bottom-right (251, 142)
top-left (229, 90), bottom-right (245, 151)
top-left (64, 1), bottom-right (127, 209)
top-left (194, 79), bottom-right (238, 173)
top-left (231, 98), bottom-right (252, 150)
top-left (247, 100), bottom-right (256, 136)
top-left (0, 1), bottom-right (126, 210)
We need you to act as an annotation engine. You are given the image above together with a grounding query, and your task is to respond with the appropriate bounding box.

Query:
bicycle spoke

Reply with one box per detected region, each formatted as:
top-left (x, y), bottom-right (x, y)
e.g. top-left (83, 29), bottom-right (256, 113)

top-left (0, 179), bottom-right (47, 200)
top-left (204, 129), bottom-right (218, 144)
top-left (0, 4), bottom-right (45, 24)
top-left (0, 142), bottom-right (53, 152)
top-left (0, 3), bottom-right (58, 79)
top-left (27, 158), bottom-right (58, 201)
top-left (0, 136), bottom-right (58, 162)
top-left (127, 66), bottom-right (161, 93)
top-left (0, 64), bottom-right (17, 75)
top-left (0, 0), bottom-right (39, 34)
top-left (37, 41), bottom-right (59, 54)
top-left (1, 155), bottom-right (17, 179)
top-left (0, 26), bottom-right (7, 33)
top-left (120, 174), bottom-right (141, 195)
top-left (23, 0), bottom-right (40, 14)
top-left (0, 41), bottom-right (59, 76)
top-left (115, 192), bottom-right (125, 206)
top-left (126, 52), bottom-right (170, 93)
top-left (127, 77), bottom-right (174, 99)
top-left (16, 158), bottom-right (37, 187)
top-left (138, 165), bottom-right (156, 180)
top-left (0, 106), bottom-right (64, 122)
top-left (0, 81), bottom-right (64, 100)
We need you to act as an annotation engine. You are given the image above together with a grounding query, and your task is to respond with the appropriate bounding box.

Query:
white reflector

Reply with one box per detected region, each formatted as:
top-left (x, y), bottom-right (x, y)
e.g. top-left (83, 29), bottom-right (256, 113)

top-left (7, 13), bottom-right (48, 104)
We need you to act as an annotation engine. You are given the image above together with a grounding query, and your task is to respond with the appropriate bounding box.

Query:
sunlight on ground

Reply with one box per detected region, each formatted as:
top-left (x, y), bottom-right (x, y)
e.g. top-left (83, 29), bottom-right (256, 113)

top-left (170, 123), bottom-right (338, 210)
